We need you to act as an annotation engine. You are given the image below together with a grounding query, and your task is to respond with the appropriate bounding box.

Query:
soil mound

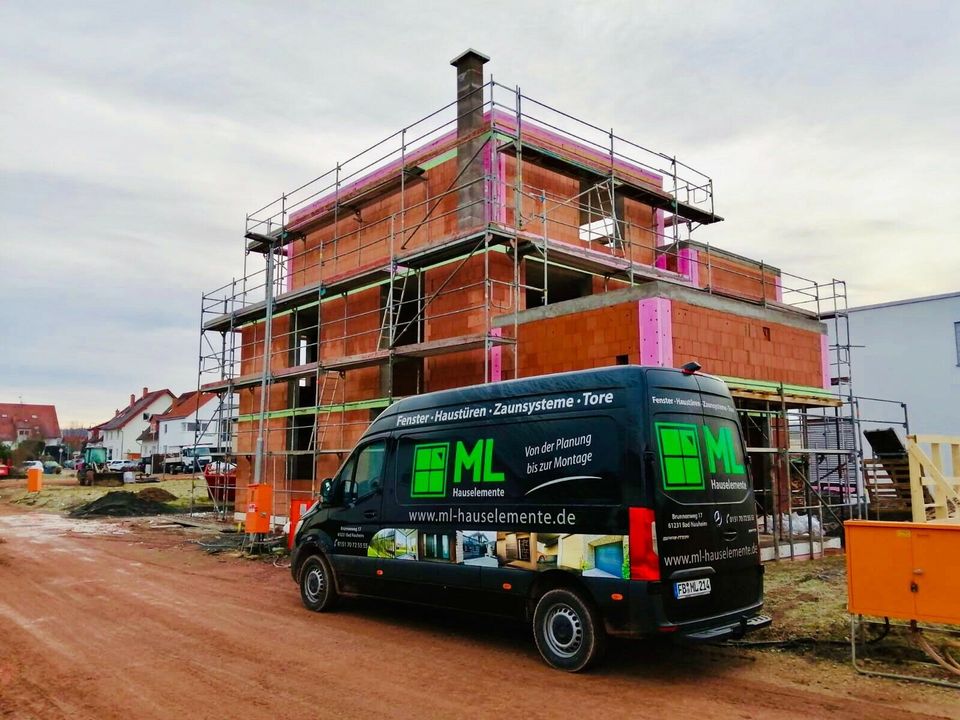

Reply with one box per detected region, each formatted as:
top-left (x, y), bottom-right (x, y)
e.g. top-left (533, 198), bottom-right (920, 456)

top-left (69, 491), bottom-right (176, 518)
top-left (137, 487), bottom-right (177, 503)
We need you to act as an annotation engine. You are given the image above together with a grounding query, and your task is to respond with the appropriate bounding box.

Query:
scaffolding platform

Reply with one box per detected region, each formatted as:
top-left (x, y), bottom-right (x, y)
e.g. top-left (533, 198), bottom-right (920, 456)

top-left (516, 235), bottom-right (682, 283)
top-left (499, 139), bottom-right (722, 226)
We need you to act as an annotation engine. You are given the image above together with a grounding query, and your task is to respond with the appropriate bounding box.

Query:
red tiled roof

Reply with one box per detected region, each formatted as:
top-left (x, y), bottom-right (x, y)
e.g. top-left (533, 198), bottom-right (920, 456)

top-left (98, 390), bottom-right (175, 431)
top-left (157, 391), bottom-right (217, 421)
top-left (0, 404), bottom-right (61, 442)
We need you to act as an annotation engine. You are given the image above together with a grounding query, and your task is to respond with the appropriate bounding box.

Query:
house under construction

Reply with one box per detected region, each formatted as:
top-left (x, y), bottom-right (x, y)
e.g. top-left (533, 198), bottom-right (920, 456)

top-left (197, 51), bottom-right (862, 559)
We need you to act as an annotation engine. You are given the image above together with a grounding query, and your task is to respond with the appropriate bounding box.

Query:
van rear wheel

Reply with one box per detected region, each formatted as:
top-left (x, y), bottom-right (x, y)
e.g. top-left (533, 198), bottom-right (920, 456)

top-left (532, 588), bottom-right (606, 672)
top-left (299, 554), bottom-right (338, 612)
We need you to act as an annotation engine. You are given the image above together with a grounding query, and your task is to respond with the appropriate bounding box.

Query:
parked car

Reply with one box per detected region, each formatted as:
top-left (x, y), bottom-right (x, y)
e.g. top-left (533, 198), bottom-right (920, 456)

top-left (106, 460), bottom-right (137, 472)
top-left (22, 460), bottom-right (45, 473)
top-left (63, 459), bottom-right (76, 470)
top-left (43, 461), bottom-right (62, 474)
top-left (0, 464), bottom-right (10, 477)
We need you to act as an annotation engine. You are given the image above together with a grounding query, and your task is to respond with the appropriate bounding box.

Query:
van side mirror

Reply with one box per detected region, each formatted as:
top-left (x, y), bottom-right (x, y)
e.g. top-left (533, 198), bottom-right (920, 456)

top-left (319, 478), bottom-right (335, 505)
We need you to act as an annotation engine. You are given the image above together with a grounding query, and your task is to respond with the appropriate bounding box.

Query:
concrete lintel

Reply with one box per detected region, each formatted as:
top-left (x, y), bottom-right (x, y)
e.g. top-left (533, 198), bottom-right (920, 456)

top-left (492, 281), bottom-right (826, 334)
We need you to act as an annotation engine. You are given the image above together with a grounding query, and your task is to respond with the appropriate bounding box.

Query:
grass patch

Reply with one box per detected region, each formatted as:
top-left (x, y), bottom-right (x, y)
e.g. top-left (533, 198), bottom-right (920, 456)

top-left (758, 554), bottom-right (850, 642)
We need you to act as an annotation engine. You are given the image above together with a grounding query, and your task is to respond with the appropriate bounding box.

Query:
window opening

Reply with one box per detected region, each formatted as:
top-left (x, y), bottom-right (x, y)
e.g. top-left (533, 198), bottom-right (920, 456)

top-left (524, 259), bottom-right (592, 307)
top-left (578, 178), bottom-right (623, 248)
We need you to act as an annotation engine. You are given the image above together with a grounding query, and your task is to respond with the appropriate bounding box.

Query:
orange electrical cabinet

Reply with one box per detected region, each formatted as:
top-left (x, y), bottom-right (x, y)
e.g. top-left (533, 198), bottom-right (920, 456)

top-left (27, 467), bottom-right (42, 493)
top-left (245, 484), bottom-right (273, 534)
top-left (846, 520), bottom-right (960, 625)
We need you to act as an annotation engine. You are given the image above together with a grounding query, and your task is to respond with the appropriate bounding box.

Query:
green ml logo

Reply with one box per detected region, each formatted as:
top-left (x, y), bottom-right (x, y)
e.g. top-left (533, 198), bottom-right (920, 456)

top-left (656, 422), bottom-right (705, 490)
top-left (410, 439), bottom-right (504, 498)
top-left (655, 422), bottom-right (746, 491)
top-left (411, 442), bottom-right (450, 498)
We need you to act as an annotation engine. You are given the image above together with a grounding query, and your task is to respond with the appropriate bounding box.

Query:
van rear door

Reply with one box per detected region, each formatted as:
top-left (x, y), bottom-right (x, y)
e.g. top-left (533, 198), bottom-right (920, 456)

top-left (646, 371), bottom-right (761, 626)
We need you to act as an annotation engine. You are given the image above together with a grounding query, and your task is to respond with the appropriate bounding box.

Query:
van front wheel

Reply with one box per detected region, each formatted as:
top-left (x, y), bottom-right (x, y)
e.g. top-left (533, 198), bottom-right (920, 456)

top-left (532, 588), bottom-right (606, 672)
top-left (299, 555), bottom-right (338, 612)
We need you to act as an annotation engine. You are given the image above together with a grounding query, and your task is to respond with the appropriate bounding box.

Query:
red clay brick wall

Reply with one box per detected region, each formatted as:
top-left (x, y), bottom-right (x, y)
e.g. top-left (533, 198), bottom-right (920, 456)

top-left (503, 157), bottom-right (657, 267)
top-left (515, 301), bottom-right (640, 377)
top-left (286, 152), bottom-right (466, 290)
top-left (671, 301), bottom-right (823, 387)
top-left (702, 254), bottom-right (780, 303)
top-left (424, 252), bottom-right (514, 391)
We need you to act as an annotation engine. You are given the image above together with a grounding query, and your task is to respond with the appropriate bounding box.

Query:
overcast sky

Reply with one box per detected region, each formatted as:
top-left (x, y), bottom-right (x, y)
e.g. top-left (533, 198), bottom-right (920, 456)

top-left (1, 1), bottom-right (957, 426)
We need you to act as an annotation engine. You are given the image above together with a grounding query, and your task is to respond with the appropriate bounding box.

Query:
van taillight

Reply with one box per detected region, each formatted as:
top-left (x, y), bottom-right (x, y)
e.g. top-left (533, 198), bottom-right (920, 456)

top-left (629, 507), bottom-right (660, 581)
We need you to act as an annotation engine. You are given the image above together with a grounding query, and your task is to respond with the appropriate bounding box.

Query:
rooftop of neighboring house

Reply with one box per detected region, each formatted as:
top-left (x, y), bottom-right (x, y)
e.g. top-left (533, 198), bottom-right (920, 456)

top-left (156, 391), bottom-right (218, 422)
top-left (842, 290), bottom-right (960, 315)
top-left (98, 389), bottom-right (175, 432)
top-left (0, 403), bottom-right (61, 443)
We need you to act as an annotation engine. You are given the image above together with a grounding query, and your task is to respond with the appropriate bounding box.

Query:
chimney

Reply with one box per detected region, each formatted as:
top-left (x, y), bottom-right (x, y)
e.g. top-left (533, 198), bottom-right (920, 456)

top-left (115, 409), bottom-right (120, 416)
top-left (142, 386), bottom-right (149, 398)
top-left (450, 49), bottom-right (490, 232)
top-left (130, 394), bottom-right (136, 406)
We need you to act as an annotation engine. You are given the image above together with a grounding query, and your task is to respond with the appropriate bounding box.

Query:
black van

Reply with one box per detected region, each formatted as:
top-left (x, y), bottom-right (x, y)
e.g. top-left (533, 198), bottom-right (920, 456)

top-left (291, 366), bottom-right (770, 671)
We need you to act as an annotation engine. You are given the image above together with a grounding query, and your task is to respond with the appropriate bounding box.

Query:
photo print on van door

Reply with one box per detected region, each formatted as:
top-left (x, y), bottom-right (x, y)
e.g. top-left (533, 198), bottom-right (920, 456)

top-left (496, 532), bottom-right (629, 579)
top-left (367, 529), bottom-right (629, 579)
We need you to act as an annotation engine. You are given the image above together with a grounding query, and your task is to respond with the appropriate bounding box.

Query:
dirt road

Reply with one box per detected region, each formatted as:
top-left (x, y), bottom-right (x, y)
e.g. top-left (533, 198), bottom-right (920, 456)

top-left (0, 503), bottom-right (954, 720)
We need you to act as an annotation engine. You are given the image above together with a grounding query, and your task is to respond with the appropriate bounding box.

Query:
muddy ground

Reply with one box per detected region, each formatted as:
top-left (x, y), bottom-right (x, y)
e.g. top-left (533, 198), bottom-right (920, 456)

top-left (0, 479), bottom-right (956, 719)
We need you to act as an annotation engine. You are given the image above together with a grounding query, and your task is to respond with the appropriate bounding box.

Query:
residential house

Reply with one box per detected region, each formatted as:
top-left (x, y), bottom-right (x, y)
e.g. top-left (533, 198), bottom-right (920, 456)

top-left (156, 391), bottom-right (231, 456)
top-left (61, 428), bottom-right (88, 455)
top-left (97, 388), bottom-right (174, 460)
top-left (0, 403), bottom-right (61, 448)
top-left (136, 416), bottom-right (160, 461)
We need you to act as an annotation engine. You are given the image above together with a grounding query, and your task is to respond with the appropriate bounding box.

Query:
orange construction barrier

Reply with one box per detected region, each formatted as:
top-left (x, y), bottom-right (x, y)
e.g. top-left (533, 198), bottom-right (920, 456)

top-left (288, 498), bottom-right (312, 549)
top-left (27, 467), bottom-right (43, 493)
top-left (846, 520), bottom-right (960, 625)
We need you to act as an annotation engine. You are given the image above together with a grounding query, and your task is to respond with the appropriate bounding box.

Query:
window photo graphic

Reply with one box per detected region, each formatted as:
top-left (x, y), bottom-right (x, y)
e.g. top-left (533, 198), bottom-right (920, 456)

top-left (368, 529), bottom-right (627, 579)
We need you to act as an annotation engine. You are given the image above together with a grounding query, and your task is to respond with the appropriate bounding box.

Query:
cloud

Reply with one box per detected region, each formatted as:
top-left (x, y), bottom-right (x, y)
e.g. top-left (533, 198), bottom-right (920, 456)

top-left (1, 1), bottom-right (957, 423)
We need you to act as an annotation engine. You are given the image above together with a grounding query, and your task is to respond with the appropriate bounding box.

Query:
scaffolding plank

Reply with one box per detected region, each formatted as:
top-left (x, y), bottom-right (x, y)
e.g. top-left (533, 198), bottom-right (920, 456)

top-left (396, 332), bottom-right (514, 359)
top-left (201, 362), bottom-right (322, 393)
top-left (203, 331), bottom-right (512, 392)
top-left (322, 348), bottom-right (391, 372)
top-left (203, 264), bottom-right (393, 333)
top-left (728, 389), bottom-right (841, 407)
top-left (203, 282), bottom-right (322, 332)
top-left (397, 229), bottom-right (509, 269)
top-left (516, 236), bottom-right (671, 282)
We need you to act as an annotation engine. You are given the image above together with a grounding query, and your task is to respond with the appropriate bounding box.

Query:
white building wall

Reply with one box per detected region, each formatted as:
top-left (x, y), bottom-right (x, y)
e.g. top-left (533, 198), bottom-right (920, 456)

top-left (158, 396), bottom-right (231, 455)
top-left (101, 395), bottom-right (173, 459)
top-left (831, 293), bottom-right (960, 439)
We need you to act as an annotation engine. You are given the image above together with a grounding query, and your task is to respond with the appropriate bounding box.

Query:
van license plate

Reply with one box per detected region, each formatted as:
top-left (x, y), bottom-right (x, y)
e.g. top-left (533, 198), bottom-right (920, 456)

top-left (674, 578), bottom-right (711, 599)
